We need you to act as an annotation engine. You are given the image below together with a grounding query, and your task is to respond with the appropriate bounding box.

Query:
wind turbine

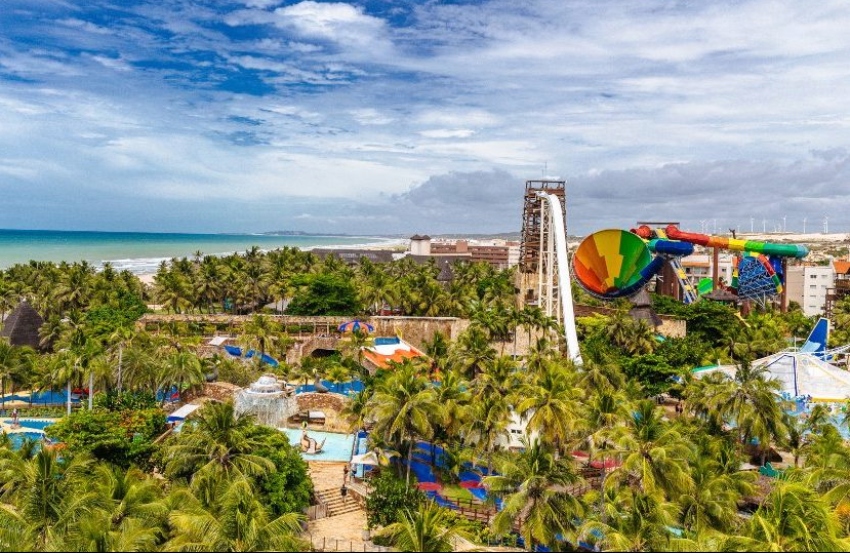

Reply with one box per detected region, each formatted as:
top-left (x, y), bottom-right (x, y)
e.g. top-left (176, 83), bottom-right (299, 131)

top-left (824, 216), bottom-right (829, 234)
top-left (803, 217), bottom-right (807, 234)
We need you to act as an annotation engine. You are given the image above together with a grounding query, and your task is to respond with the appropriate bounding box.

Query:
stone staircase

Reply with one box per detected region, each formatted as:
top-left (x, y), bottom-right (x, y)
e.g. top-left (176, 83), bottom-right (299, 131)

top-left (315, 487), bottom-right (361, 518)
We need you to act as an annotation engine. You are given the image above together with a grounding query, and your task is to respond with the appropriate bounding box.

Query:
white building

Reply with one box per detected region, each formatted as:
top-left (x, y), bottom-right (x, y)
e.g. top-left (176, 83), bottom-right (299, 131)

top-left (680, 253), bottom-right (735, 287)
top-left (786, 265), bottom-right (835, 316)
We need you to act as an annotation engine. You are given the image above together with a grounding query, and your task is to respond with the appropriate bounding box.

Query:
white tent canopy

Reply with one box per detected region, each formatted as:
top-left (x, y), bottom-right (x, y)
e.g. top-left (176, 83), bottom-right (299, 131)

top-left (350, 451), bottom-right (380, 465)
top-left (167, 403), bottom-right (201, 423)
top-left (695, 352), bottom-right (850, 402)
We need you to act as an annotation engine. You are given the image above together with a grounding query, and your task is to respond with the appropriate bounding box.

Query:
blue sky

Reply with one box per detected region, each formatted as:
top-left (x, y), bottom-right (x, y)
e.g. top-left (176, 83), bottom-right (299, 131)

top-left (2, 0), bottom-right (850, 235)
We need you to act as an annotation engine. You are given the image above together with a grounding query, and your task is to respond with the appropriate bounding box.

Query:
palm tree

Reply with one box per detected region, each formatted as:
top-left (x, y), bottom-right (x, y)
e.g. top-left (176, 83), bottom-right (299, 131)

top-left (579, 490), bottom-right (685, 552)
top-left (158, 350), bottom-right (205, 402)
top-left (608, 400), bottom-right (694, 500)
top-left (487, 437), bottom-right (585, 549)
top-left (368, 362), bottom-right (438, 485)
top-left (516, 360), bottom-right (582, 452)
top-left (679, 435), bottom-right (756, 535)
top-left (242, 314), bottom-right (277, 363)
top-left (584, 387), bottom-right (631, 467)
top-left (163, 402), bottom-right (275, 505)
top-left (0, 448), bottom-right (100, 548)
top-left (63, 465), bottom-right (168, 552)
top-left (380, 504), bottom-right (456, 552)
top-left (165, 478), bottom-right (306, 551)
top-left (461, 393), bottom-right (512, 475)
top-left (0, 339), bottom-right (29, 410)
top-left (724, 481), bottom-right (850, 552)
top-left (450, 326), bottom-right (496, 380)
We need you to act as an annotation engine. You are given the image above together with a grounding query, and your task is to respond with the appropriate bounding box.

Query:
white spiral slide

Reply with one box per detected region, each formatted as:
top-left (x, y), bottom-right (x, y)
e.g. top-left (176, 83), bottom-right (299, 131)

top-left (538, 192), bottom-right (583, 366)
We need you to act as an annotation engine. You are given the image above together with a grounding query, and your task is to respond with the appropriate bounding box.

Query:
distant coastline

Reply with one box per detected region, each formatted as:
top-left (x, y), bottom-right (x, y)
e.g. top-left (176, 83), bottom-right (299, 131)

top-left (0, 228), bottom-right (397, 275)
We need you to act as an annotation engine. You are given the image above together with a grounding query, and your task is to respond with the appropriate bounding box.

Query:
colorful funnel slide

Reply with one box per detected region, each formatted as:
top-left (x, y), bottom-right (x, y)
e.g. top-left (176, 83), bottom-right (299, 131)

top-left (572, 229), bottom-right (693, 299)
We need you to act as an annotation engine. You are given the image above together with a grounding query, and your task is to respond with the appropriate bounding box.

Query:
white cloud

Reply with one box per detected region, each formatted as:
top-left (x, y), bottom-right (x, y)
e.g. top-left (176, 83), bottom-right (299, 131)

top-left (3, 0), bottom-right (850, 234)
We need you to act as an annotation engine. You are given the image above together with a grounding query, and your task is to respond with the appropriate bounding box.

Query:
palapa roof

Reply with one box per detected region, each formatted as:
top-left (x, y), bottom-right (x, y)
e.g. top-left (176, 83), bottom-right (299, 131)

top-left (0, 300), bottom-right (45, 350)
top-left (628, 288), bottom-right (662, 327)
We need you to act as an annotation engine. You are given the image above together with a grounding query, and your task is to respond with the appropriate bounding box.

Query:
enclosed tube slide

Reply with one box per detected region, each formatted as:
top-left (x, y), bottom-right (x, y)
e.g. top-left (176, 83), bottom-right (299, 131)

top-left (635, 225), bottom-right (809, 258)
top-left (537, 192), bottom-right (582, 365)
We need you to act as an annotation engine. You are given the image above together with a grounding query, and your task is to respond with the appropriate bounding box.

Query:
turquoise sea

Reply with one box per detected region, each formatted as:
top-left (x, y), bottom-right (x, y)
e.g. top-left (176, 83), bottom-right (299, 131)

top-left (0, 229), bottom-right (391, 274)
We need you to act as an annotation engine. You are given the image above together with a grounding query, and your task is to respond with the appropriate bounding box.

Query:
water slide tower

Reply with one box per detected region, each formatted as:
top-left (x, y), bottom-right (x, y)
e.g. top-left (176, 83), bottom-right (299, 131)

top-left (517, 179), bottom-right (581, 364)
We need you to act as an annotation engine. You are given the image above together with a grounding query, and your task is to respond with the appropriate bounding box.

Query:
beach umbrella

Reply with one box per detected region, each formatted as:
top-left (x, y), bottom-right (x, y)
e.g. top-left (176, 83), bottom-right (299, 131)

top-left (337, 320), bottom-right (375, 334)
top-left (417, 482), bottom-right (442, 491)
top-left (459, 480), bottom-right (482, 489)
top-left (351, 452), bottom-right (380, 466)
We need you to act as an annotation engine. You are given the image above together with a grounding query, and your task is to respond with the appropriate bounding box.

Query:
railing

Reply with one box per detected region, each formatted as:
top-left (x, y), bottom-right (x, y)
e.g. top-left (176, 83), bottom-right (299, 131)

top-left (304, 535), bottom-right (389, 552)
top-left (306, 503), bottom-right (329, 521)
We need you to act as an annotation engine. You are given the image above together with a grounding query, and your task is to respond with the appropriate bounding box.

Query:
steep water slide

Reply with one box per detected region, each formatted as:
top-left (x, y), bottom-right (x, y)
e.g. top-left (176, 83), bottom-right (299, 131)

top-left (537, 192), bottom-right (582, 365)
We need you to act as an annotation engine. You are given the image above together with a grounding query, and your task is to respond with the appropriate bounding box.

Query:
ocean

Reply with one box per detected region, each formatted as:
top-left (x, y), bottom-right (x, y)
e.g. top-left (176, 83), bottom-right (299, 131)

top-left (0, 229), bottom-right (391, 274)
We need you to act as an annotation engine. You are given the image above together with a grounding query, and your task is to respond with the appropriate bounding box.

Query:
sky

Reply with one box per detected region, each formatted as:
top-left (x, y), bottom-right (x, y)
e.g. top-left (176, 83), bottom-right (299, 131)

top-left (2, 0), bottom-right (850, 236)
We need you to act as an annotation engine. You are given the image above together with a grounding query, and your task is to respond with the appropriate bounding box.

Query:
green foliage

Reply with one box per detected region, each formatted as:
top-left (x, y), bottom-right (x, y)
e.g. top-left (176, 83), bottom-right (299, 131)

top-left (46, 407), bottom-right (165, 467)
top-left (92, 390), bottom-right (157, 411)
top-left (83, 292), bottom-right (148, 336)
top-left (652, 296), bottom-right (741, 348)
top-left (286, 273), bottom-right (361, 315)
top-left (247, 425), bottom-right (313, 516)
top-left (366, 470), bottom-right (425, 529)
top-left (622, 353), bottom-right (676, 397)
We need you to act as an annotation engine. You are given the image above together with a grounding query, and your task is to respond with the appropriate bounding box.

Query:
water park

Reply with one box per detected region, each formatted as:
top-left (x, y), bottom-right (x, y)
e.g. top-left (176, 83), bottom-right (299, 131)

top-left (4, 181), bottom-right (850, 552)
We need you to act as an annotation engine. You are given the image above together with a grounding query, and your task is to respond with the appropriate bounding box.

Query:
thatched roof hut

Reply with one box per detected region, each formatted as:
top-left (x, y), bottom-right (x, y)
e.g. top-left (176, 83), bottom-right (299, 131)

top-left (0, 300), bottom-right (45, 351)
top-left (629, 288), bottom-right (662, 327)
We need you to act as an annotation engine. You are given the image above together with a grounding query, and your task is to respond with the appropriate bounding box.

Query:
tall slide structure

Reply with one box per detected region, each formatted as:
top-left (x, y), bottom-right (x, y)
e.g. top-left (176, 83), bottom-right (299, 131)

top-left (519, 180), bottom-right (582, 365)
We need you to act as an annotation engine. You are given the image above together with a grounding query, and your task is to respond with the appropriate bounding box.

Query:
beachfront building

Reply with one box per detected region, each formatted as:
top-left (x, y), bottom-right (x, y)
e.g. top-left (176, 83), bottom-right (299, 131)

top-left (680, 253), bottom-right (735, 287)
top-left (786, 264), bottom-right (835, 316)
top-left (311, 248), bottom-right (394, 265)
top-left (407, 235), bottom-right (520, 269)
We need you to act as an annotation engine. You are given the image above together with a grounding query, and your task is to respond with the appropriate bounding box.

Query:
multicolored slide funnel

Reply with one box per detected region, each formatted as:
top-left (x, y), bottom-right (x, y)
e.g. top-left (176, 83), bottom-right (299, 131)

top-left (572, 229), bottom-right (691, 299)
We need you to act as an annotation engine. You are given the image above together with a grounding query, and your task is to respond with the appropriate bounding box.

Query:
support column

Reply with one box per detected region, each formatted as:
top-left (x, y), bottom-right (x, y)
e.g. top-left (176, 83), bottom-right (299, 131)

top-left (712, 247), bottom-right (720, 289)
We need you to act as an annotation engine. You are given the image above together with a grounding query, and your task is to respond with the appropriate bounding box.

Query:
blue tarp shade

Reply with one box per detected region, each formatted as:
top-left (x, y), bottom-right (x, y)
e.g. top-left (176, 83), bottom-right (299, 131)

top-left (224, 345), bottom-right (243, 357)
top-left (223, 345), bottom-right (279, 367)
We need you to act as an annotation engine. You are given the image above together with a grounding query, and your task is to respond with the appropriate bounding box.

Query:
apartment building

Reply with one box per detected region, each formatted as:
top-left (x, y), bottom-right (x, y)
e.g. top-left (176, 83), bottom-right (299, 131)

top-left (786, 265), bottom-right (835, 316)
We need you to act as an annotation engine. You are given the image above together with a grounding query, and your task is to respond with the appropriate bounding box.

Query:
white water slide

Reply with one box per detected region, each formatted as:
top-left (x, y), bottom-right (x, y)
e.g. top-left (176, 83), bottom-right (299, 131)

top-left (536, 192), bottom-right (582, 365)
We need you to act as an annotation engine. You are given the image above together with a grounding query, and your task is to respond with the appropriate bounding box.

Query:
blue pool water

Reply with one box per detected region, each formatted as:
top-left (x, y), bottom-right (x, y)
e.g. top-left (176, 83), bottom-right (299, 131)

top-left (4, 419), bottom-right (57, 431)
top-left (2, 391), bottom-right (80, 405)
top-left (6, 432), bottom-right (44, 450)
top-left (295, 380), bottom-right (364, 396)
top-left (280, 428), bottom-right (354, 462)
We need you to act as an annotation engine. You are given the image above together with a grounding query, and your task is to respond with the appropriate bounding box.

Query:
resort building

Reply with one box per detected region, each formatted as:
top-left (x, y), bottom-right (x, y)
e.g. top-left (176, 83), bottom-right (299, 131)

top-left (407, 235), bottom-right (520, 269)
top-left (826, 260), bottom-right (850, 318)
top-left (310, 249), bottom-right (394, 264)
top-left (786, 264), bottom-right (835, 316)
top-left (680, 253), bottom-right (735, 287)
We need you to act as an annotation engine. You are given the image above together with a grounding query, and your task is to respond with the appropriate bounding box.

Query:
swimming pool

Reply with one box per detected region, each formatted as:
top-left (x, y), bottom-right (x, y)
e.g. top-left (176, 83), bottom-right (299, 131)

top-left (280, 428), bottom-right (354, 462)
top-left (295, 380), bottom-right (364, 396)
top-left (1, 391), bottom-right (80, 405)
top-left (5, 432), bottom-right (44, 450)
top-left (4, 419), bottom-right (57, 431)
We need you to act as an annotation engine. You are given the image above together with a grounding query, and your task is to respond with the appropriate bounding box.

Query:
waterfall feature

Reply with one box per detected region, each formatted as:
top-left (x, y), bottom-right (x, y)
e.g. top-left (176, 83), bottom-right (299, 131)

top-left (234, 375), bottom-right (298, 427)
